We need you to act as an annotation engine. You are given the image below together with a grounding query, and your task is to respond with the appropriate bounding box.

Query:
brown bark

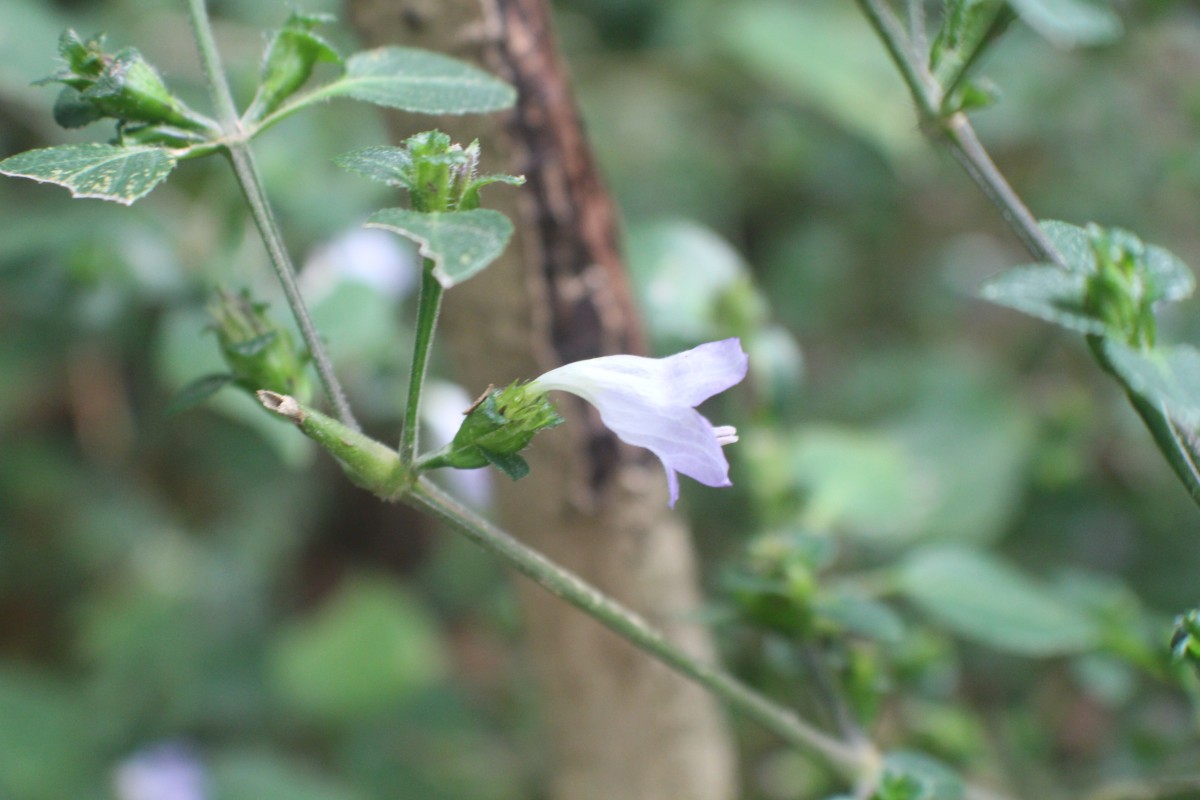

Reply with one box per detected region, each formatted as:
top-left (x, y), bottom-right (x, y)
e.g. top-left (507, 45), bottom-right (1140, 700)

top-left (344, 2), bottom-right (738, 797)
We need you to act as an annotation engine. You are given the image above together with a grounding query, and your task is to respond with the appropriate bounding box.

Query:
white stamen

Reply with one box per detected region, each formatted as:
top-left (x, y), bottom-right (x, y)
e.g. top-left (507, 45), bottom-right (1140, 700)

top-left (714, 426), bottom-right (738, 446)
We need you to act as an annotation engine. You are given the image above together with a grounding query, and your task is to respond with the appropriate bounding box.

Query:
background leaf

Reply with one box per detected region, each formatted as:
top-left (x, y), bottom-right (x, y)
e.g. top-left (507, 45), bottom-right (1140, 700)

top-left (0, 143), bottom-right (176, 204)
top-left (366, 208), bottom-right (513, 288)
top-left (320, 47), bottom-right (516, 114)
top-left (897, 546), bottom-right (1100, 655)
top-left (267, 576), bottom-right (446, 724)
top-left (211, 752), bottom-right (366, 800)
top-left (1007, 0), bottom-right (1123, 47)
top-left (882, 752), bottom-right (964, 800)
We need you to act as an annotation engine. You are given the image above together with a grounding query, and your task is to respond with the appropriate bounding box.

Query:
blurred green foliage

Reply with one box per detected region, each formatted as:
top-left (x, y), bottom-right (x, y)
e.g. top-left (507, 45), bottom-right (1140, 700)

top-left (5, 0), bottom-right (1200, 798)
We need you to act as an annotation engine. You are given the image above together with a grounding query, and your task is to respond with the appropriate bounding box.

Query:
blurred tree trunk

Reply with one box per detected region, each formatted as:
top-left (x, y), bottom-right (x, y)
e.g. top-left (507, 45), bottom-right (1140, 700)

top-left (344, 1), bottom-right (739, 798)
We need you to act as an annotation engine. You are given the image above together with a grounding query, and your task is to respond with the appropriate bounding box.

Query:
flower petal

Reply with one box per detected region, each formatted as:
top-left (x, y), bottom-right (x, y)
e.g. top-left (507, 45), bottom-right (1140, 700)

top-left (662, 338), bottom-right (749, 406)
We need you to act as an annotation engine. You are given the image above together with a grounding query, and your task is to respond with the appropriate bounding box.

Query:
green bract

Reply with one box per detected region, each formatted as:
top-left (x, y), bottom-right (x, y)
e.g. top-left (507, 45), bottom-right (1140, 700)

top-left (246, 11), bottom-right (342, 122)
top-left (38, 30), bottom-right (214, 134)
top-left (337, 130), bottom-right (524, 213)
top-left (982, 220), bottom-right (1194, 348)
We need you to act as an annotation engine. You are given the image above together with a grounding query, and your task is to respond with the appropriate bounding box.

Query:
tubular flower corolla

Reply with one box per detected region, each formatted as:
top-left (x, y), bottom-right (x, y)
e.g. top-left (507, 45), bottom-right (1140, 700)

top-left (531, 338), bottom-right (748, 507)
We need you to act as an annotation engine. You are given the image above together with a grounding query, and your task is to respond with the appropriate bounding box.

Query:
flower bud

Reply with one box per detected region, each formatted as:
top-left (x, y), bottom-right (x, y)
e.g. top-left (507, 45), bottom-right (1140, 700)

top-left (209, 288), bottom-right (313, 403)
top-left (416, 382), bottom-right (563, 480)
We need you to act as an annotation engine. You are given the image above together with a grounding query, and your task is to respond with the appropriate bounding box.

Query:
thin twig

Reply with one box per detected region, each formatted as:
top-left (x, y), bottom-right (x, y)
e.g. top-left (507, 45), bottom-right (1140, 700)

top-left (408, 476), bottom-right (872, 778)
top-left (908, 0), bottom-right (928, 60)
top-left (184, 0), bottom-right (359, 429)
top-left (400, 265), bottom-right (443, 462)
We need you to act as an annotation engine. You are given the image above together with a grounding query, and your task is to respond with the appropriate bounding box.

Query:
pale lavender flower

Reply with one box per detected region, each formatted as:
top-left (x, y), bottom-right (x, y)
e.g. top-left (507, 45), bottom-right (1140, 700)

top-left (113, 742), bottom-right (208, 800)
top-left (532, 338), bottom-right (748, 507)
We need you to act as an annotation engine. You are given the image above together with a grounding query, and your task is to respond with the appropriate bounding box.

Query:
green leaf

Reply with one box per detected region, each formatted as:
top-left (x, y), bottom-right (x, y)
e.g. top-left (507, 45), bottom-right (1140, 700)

top-left (333, 145), bottom-right (416, 189)
top-left (1104, 342), bottom-right (1200, 428)
top-left (366, 208), bottom-right (513, 288)
top-left (211, 752), bottom-right (366, 800)
top-left (785, 426), bottom-right (926, 539)
top-left (1143, 242), bottom-right (1195, 304)
top-left (1039, 219), bottom-right (1095, 274)
top-left (880, 752), bottom-right (964, 800)
top-left (980, 265), bottom-right (1102, 334)
top-left (818, 588), bottom-right (905, 643)
top-left (267, 575), bottom-right (445, 723)
top-left (166, 373), bottom-right (233, 415)
top-left (1007, 0), bottom-right (1122, 47)
top-left (0, 143), bottom-right (176, 205)
top-left (897, 546), bottom-right (1100, 656)
top-left (321, 47), bottom-right (516, 114)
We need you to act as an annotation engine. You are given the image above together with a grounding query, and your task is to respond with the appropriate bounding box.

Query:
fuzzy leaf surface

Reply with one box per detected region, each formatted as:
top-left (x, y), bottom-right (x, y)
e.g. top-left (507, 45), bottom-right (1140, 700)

top-left (321, 47), bottom-right (515, 114)
top-left (1008, 0), bottom-right (1122, 47)
top-left (366, 208), bottom-right (513, 288)
top-left (0, 143), bottom-right (175, 204)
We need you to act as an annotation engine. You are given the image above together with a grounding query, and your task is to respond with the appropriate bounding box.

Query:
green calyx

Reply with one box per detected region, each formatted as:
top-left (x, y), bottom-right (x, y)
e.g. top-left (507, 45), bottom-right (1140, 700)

top-left (336, 130), bottom-right (525, 213)
top-left (40, 29), bottom-right (214, 135)
top-left (210, 288), bottom-right (314, 403)
top-left (416, 382), bottom-right (563, 481)
top-left (1084, 226), bottom-right (1157, 349)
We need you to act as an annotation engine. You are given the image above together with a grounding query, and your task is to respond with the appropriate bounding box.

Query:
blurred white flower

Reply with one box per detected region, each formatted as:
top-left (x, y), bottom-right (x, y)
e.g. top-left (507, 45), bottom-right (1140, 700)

top-left (113, 742), bottom-right (207, 800)
top-left (301, 227), bottom-right (417, 303)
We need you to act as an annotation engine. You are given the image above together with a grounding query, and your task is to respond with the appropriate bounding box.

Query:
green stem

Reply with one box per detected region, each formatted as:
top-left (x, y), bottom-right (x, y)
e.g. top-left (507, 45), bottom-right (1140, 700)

top-left (251, 82), bottom-right (348, 138)
top-left (941, 114), bottom-right (1063, 267)
top-left (184, 0), bottom-right (358, 430)
top-left (183, 0), bottom-right (240, 126)
top-left (855, 0), bottom-right (941, 118)
top-left (855, 0), bottom-right (1200, 512)
top-left (853, 0), bottom-right (1060, 264)
top-left (401, 264), bottom-right (444, 464)
top-left (407, 476), bottom-right (870, 776)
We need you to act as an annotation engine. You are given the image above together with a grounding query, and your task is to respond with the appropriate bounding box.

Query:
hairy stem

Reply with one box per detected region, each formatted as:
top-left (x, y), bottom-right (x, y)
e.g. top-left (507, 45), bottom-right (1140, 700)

top-left (407, 476), bottom-right (869, 776)
top-left (401, 265), bottom-right (443, 464)
top-left (184, 0), bottom-right (358, 429)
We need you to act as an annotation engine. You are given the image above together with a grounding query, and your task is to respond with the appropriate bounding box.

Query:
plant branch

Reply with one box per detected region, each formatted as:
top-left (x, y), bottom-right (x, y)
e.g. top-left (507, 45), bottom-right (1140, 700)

top-left (854, 0), bottom-right (1200, 511)
top-left (184, 0), bottom-right (240, 127)
top-left (407, 476), bottom-right (870, 777)
top-left (907, 0), bottom-right (928, 64)
top-left (855, 0), bottom-right (940, 118)
top-left (942, 115), bottom-right (1063, 266)
top-left (853, 0), bottom-right (1061, 265)
top-left (400, 265), bottom-right (443, 463)
top-left (184, 0), bottom-right (358, 430)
